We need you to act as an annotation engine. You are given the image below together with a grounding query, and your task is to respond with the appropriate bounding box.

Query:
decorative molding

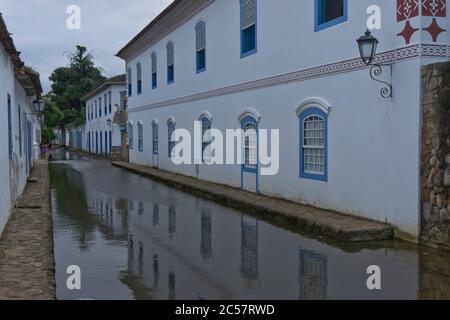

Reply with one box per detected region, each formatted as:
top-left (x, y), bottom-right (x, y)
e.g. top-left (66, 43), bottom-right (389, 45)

top-left (238, 108), bottom-right (261, 123)
top-left (296, 98), bottom-right (331, 117)
top-left (198, 111), bottom-right (213, 121)
top-left (128, 44), bottom-right (448, 114)
top-left (421, 43), bottom-right (449, 57)
top-left (167, 116), bottom-right (176, 125)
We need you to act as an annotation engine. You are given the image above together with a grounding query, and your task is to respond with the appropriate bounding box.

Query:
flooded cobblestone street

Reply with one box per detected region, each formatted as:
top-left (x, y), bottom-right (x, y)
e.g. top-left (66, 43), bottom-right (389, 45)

top-left (49, 152), bottom-right (450, 300)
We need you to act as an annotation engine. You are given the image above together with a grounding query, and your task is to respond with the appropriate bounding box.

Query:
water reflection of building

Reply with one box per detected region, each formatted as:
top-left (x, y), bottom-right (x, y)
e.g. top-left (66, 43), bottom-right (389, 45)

top-left (168, 271), bottom-right (176, 300)
top-left (138, 241), bottom-right (144, 276)
top-left (153, 254), bottom-right (160, 288)
top-left (299, 249), bottom-right (328, 300)
top-left (138, 201), bottom-right (144, 216)
top-left (152, 203), bottom-right (159, 226)
top-left (168, 206), bottom-right (176, 238)
top-left (200, 209), bottom-right (213, 260)
top-left (240, 215), bottom-right (259, 280)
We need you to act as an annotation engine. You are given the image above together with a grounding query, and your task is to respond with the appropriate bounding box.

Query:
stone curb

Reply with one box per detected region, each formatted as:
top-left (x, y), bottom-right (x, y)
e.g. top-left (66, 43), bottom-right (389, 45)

top-left (112, 161), bottom-right (394, 242)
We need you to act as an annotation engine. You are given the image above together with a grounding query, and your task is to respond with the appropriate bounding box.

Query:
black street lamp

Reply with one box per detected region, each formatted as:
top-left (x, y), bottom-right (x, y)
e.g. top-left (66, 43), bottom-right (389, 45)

top-left (357, 29), bottom-right (379, 65)
top-left (356, 29), bottom-right (392, 99)
top-left (107, 118), bottom-right (112, 128)
top-left (33, 98), bottom-right (44, 114)
top-left (33, 98), bottom-right (45, 124)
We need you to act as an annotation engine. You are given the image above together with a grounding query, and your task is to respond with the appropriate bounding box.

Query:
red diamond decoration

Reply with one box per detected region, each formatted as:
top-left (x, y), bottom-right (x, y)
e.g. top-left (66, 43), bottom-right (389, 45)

top-left (422, 0), bottom-right (447, 17)
top-left (424, 18), bottom-right (446, 41)
top-left (397, 20), bottom-right (420, 44)
top-left (397, 0), bottom-right (420, 21)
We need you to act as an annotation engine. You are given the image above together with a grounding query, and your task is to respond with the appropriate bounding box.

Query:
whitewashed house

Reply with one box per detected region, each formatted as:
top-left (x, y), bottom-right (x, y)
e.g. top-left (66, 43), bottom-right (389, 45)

top-left (116, 0), bottom-right (450, 238)
top-left (81, 75), bottom-right (127, 159)
top-left (0, 13), bottom-right (43, 234)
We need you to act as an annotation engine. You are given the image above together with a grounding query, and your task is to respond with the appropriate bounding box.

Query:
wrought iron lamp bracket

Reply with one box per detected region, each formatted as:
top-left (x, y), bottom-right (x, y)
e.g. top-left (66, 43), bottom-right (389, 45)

top-left (368, 63), bottom-right (393, 99)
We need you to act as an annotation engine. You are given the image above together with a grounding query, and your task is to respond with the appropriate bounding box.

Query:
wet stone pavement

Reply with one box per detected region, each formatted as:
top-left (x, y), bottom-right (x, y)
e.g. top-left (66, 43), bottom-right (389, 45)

top-left (48, 151), bottom-right (450, 300)
top-left (0, 161), bottom-right (55, 300)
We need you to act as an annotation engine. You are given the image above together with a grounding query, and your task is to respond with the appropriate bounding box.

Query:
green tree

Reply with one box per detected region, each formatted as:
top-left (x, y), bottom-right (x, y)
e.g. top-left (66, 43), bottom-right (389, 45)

top-left (47, 45), bottom-right (106, 127)
top-left (41, 95), bottom-right (63, 145)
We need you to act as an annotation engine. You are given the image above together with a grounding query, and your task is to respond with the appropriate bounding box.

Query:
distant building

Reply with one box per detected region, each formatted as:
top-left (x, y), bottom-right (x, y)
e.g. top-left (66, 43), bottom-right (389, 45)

top-left (116, 0), bottom-right (450, 238)
top-left (81, 74), bottom-right (127, 160)
top-left (0, 13), bottom-right (43, 234)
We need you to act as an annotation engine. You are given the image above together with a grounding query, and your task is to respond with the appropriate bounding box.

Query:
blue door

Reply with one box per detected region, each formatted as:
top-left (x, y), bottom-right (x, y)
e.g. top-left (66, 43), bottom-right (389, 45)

top-left (27, 120), bottom-right (32, 172)
top-left (240, 116), bottom-right (259, 193)
top-left (100, 132), bottom-right (103, 156)
top-left (105, 131), bottom-right (108, 156)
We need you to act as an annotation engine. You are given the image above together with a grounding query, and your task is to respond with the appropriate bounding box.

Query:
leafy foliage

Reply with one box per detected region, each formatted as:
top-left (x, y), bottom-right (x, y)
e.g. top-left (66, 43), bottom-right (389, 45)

top-left (45, 45), bottom-right (106, 129)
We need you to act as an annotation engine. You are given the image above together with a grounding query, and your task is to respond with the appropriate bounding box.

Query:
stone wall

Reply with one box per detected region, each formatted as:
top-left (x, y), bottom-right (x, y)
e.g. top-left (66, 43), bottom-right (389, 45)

top-left (111, 146), bottom-right (121, 162)
top-left (421, 61), bottom-right (450, 249)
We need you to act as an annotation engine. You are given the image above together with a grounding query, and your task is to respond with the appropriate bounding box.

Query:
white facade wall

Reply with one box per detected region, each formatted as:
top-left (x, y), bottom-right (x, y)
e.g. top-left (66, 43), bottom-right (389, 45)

top-left (0, 39), bottom-right (13, 234)
top-left (0, 42), bottom-right (40, 235)
top-left (123, 0), bottom-right (450, 236)
top-left (85, 84), bottom-right (125, 155)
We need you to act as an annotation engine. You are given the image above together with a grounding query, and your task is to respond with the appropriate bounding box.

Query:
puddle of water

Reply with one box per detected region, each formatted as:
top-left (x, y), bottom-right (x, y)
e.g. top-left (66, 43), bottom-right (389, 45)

top-left (49, 150), bottom-right (450, 300)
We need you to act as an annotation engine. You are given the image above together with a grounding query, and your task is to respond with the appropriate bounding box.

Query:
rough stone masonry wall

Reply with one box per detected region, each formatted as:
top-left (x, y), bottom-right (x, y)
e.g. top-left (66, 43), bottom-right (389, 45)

top-left (421, 61), bottom-right (450, 249)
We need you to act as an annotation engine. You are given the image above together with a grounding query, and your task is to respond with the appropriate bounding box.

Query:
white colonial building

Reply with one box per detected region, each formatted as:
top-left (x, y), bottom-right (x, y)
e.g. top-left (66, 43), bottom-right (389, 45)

top-left (0, 13), bottom-right (43, 234)
top-left (81, 75), bottom-right (127, 159)
top-left (117, 0), bottom-right (450, 237)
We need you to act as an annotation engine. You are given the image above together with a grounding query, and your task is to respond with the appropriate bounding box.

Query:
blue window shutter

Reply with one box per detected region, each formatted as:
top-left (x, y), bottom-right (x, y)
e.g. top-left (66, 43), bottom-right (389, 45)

top-left (240, 0), bottom-right (257, 58)
top-left (152, 72), bottom-right (157, 89)
top-left (18, 105), bottom-right (22, 157)
top-left (314, 0), bottom-right (348, 32)
top-left (7, 94), bottom-right (12, 159)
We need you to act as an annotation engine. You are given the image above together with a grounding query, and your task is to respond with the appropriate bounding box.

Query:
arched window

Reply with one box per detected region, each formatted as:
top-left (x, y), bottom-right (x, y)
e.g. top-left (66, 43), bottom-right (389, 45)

top-left (200, 116), bottom-right (212, 162)
top-left (168, 119), bottom-right (176, 157)
top-left (299, 107), bottom-right (328, 181)
top-left (108, 91), bottom-right (112, 114)
top-left (240, 0), bottom-right (257, 57)
top-left (137, 121), bottom-right (143, 151)
top-left (104, 93), bottom-right (107, 114)
top-left (167, 42), bottom-right (175, 84)
top-left (151, 52), bottom-right (157, 89)
top-left (243, 122), bottom-right (257, 166)
top-left (127, 67), bottom-right (132, 96)
top-left (152, 121), bottom-right (159, 155)
top-left (128, 123), bottom-right (134, 150)
top-left (195, 21), bottom-right (206, 73)
top-left (137, 62), bottom-right (142, 95)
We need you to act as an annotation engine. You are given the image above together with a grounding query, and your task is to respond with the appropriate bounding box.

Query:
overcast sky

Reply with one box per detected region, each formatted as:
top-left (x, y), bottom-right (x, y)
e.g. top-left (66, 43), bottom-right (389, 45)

top-left (0, 0), bottom-right (173, 93)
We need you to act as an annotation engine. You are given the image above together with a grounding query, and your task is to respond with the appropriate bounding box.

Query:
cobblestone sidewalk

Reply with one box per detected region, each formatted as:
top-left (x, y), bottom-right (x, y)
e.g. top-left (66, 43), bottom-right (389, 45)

top-left (113, 161), bottom-right (394, 242)
top-left (0, 160), bottom-right (55, 300)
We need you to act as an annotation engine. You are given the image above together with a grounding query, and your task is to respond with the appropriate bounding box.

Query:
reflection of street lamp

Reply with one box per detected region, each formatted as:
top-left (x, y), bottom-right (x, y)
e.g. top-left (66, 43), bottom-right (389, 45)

top-left (356, 29), bottom-right (392, 99)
